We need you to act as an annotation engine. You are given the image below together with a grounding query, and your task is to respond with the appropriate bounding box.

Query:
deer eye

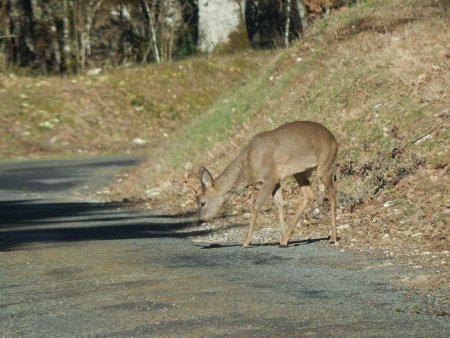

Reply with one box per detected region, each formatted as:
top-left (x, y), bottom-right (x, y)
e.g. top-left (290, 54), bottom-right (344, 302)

top-left (200, 202), bottom-right (206, 208)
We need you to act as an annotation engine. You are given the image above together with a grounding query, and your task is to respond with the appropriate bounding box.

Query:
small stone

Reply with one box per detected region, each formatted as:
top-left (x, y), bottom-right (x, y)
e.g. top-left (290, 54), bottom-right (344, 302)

top-left (161, 181), bottom-right (172, 190)
top-left (132, 138), bottom-right (147, 146)
top-left (87, 68), bottom-right (102, 76)
top-left (383, 200), bottom-right (395, 208)
top-left (337, 223), bottom-right (350, 230)
top-left (403, 230), bottom-right (413, 237)
top-left (145, 188), bottom-right (161, 197)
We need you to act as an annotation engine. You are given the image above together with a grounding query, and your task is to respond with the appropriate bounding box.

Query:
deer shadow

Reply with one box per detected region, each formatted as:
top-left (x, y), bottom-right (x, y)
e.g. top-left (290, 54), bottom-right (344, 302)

top-left (197, 236), bottom-right (330, 249)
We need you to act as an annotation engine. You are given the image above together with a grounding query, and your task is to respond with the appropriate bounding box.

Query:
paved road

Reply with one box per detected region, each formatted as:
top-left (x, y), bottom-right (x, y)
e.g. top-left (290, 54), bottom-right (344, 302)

top-left (0, 157), bottom-right (448, 337)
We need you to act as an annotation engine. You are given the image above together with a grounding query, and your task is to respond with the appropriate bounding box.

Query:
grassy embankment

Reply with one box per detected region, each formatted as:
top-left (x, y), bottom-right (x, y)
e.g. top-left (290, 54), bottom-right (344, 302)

top-left (119, 0), bottom-right (449, 278)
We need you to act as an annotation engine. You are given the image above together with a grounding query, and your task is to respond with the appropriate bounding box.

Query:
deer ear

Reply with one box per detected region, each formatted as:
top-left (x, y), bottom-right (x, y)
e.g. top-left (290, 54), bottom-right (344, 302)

top-left (200, 167), bottom-right (214, 189)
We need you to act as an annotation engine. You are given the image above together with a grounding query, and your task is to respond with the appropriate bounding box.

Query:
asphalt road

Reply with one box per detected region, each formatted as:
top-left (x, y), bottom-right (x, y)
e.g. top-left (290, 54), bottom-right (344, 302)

top-left (0, 157), bottom-right (448, 337)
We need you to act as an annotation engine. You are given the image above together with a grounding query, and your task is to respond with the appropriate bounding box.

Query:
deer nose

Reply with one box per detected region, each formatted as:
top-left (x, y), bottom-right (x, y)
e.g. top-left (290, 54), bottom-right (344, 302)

top-left (196, 213), bottom-right (204, 224)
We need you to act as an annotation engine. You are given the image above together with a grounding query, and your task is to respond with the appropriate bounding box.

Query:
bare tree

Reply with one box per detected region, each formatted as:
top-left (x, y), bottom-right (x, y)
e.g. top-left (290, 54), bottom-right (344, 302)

top-left (75, 0), bottom-right (105, 73)
top-left (198, 0), bottom-right (249, 53)
top-left (284, 0), bottom-right (292, 48)
top-left (44, 4), bottom-right (62, 73)
top-left (296, 0), bottom-right (308, 30)
top-left (139, 0), bottom-right (161, 64)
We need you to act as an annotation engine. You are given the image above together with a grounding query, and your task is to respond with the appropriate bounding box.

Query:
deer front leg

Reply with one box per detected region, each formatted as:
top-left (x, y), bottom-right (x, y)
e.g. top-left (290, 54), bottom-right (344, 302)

top-left (243, 211), bottom-right (258, 248)
top-left (280, 185), bottom-right (315, 247)
top-left (243, 182), bottom-right (277, 247)
top-left (272, 184), bottom-right (287, 238)
top-left (328, 183), bottom-right (337, 243)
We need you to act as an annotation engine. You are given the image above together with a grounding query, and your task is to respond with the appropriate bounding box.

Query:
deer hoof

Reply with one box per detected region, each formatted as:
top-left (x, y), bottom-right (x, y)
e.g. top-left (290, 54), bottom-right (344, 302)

top-left (279, 239), bottom-right (288, 248)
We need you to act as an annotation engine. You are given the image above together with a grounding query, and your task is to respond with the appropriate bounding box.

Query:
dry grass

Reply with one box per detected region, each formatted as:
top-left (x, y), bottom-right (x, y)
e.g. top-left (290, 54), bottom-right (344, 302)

top-left (0, 51), bottom-right (271, 159)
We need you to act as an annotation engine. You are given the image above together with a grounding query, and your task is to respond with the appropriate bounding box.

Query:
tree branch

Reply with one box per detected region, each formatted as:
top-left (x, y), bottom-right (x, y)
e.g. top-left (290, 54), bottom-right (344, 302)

top-left (0, 35), bottom-right (17, 40)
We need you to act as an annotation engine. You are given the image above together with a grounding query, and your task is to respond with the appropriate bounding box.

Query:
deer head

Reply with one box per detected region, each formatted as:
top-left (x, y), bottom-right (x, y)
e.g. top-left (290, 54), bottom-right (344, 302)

top-left (196, 167), bottom-right (227, 221)
top-left (185, 165), bottom-right (226, 221)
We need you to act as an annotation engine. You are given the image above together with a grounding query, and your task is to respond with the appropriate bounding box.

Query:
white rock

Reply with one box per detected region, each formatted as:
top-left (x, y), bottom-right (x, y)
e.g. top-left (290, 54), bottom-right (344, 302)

top-left (132, 138), bottom-right (147, 146)
top-left (337, 223), bottom-right (350, 230)
top-left (383, 200), bottom-right (395, 208)
top-left (403, 230), bottom-right (413, 237)
top-left (145, 188), bottom-right (161, 197)
top-left (160, 181), bottom-right (172, 190)
top-left (38, 121), bottom-right (54, 129)
top-left (87, 68), bottom-right (102, 76)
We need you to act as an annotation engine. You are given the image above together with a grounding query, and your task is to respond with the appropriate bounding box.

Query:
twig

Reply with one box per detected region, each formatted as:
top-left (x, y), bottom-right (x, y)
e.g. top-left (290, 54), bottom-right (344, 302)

top-left (0, 35), bottom-right (17, 40)
top-left (410, 125), bottom-right (439, 146)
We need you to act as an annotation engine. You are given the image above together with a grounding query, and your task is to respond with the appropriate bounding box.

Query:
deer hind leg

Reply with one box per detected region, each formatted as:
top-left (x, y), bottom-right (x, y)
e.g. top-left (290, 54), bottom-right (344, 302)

top-left (243, 182), bottom-right (277, 248)
top-left (280, 171), bottom-right (315, 247)
top-left (272, 183), bottom-right (287, 237)
top-left (317, 165), bottom-right (337, 243)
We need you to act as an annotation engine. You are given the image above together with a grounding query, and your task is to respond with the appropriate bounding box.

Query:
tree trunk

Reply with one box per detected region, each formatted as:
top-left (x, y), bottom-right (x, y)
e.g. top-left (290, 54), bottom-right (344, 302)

top-left (60, 0), bottom-right (71, 73)
top-left (295, 0), bottom-right (308, 31)
top-left (9, 0), bottom-right (21, 64)
top-left (159, 0), bottom-right (182, 62)
top-left (284, 0), bottom-right (291, 48)
top-left (45, 4), bottom-right (61, 73)
top-left (198, 0), bottom-right (248, 53)
top-left (139, 0), bottom-right (160, 64)
top-left (78, 0), bottom-right (104, 72)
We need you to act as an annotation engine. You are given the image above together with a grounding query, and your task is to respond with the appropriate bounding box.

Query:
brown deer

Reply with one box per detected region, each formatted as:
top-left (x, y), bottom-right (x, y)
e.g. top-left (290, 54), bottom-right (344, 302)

top-left (186, 121), bottom-right (338, 247)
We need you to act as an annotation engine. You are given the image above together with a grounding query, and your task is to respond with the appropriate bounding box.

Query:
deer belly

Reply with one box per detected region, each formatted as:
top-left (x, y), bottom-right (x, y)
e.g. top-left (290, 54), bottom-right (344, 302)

top-left (277, 156), bottom-right (318, 179)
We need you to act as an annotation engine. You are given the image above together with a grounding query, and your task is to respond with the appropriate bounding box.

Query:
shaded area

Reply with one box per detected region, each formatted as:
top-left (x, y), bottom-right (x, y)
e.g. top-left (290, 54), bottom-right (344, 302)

top-left (0, 157), bottom-right (141, 194)
top-left (0, 200), bottom-right (123, 227)
top-left (0, 200), bottom-right (204, 251)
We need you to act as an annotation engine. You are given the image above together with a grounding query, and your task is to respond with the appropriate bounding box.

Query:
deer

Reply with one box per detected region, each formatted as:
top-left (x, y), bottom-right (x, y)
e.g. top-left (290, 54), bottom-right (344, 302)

top-left (185, 121), bottom-right (338, 248)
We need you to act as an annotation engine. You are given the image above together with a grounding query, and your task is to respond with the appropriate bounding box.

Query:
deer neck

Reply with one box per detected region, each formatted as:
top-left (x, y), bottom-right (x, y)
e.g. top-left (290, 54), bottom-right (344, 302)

top-left (215, 151), bottom-right (249, 197)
